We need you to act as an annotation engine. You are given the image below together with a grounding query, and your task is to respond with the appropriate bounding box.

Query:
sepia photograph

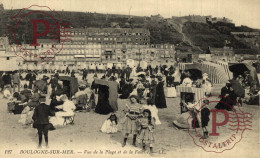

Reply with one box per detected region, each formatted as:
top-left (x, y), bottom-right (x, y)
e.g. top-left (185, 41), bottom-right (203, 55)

top-left (0, 0), bottom-right (259, 157)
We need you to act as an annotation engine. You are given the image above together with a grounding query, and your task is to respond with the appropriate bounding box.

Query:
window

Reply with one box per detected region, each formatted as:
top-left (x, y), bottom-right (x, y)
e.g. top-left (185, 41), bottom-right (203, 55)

top-left (6, 57), bottom-right (10, 60)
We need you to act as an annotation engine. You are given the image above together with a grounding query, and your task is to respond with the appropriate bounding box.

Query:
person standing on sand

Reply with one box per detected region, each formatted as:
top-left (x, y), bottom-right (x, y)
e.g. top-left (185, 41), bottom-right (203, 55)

top-left (32, 95), bottom-right (55, 148)
top-left (122, 95), bottom-right (143, 147)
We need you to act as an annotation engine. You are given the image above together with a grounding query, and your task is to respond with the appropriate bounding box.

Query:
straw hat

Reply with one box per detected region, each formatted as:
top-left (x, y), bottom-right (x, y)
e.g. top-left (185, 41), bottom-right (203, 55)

top-left (202, 73), bottom-right (208, 77)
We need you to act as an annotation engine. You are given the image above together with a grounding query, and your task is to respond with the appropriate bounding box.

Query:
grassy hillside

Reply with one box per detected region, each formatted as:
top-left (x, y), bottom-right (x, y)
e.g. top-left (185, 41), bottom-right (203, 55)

top-left (0, 7), bottom-right (259, 54)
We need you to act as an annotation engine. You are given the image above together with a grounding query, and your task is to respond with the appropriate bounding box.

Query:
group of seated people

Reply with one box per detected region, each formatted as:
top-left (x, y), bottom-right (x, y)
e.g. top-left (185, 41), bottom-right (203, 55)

top-left (5, 75), bottom-right (97, 127)
top-left (181, 72), bottom-right (213, 96)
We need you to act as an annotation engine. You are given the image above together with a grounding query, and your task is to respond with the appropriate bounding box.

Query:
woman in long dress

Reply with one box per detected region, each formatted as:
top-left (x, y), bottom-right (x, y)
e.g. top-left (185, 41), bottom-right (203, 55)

top-left (130, 66), bottom-right (137, 77)
top-left (155, 77), bottom-right (167, 108)
top-left (201, 73), bottom-right (212, 96)
top-left (95, 85), bottom-right (114, 115)
top-left (142, 99), bottom-right (161, 125)
top-left (50, 95), bottom-right (76, 126)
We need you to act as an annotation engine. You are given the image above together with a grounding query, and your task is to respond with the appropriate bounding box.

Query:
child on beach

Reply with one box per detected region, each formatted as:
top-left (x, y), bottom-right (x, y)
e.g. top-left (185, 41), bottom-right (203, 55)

top-left (122, 95), bottom-right (143, 147)
top-left (137, 109), bottom-right (155, 153)
top-left (100, 113), bottom-right (118, 134)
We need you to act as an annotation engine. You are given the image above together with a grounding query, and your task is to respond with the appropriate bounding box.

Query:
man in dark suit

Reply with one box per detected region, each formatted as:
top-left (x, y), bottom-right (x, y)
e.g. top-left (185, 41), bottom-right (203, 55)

top-left (82, 68), bottom-right (88, 80)
top-left (32, 95), bottom-right (55, 148)
top-left (125, 65), bottom-right (131, 81)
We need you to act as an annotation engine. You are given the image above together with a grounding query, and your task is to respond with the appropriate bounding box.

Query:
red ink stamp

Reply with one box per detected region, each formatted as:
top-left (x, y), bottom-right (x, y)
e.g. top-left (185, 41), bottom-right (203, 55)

top-left (187, 95), bottom-right (252, 153)
top-left (8, 5), bottom-right (72, 63)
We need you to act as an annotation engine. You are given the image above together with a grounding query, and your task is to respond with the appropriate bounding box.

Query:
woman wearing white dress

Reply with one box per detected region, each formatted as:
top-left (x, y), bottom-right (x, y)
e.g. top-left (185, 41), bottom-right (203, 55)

top-left (56, 95), bottom-right (76, 116)
top-left (142, 99), bottom-right (161, 125)
top-left (182, 76), bottom-right (193, 87)
top-left (130, 66), bottom-right (137, 77)
top-left (50, 95), bottom-right (76, 126)
top-left (201, 73), bottom-right (212, 96)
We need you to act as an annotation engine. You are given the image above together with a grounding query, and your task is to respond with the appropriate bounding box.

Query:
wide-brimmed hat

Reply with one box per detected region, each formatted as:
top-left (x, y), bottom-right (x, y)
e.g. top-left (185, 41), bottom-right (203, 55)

top-left (202, 73), bottom-right (208, 77)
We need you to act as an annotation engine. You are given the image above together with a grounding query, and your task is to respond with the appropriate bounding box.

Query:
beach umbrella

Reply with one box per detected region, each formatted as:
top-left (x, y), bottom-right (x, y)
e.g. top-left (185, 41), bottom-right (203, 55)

top-left (136, 72), bottom-right (146, 77)
top-left (34, 80), bottom-right (47, 92)
top-left (229, 80), bottom-right (245, 98)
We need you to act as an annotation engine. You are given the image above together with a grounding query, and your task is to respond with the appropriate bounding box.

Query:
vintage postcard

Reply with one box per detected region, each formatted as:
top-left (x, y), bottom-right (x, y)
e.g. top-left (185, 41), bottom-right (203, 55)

top-left (0, 0), bottom-right (259, 158)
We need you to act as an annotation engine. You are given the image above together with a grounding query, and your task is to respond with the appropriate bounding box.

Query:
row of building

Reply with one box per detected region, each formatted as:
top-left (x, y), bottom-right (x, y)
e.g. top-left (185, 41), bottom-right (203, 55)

top-left (0, 28), bottom-right (175, 67)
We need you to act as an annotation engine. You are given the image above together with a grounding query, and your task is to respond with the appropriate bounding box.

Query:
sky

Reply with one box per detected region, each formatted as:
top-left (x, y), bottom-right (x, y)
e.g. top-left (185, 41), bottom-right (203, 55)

top-left (1, 0), bottom-right (260, 29)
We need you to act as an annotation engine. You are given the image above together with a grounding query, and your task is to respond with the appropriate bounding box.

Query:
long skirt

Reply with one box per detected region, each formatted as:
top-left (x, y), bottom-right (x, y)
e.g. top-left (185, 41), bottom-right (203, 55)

top-left (124, 117), bottom-right (138, 135)
top-left (137, 128), bottom-right (155, 145)
top-left (166, 87), bottom-right (177, 98)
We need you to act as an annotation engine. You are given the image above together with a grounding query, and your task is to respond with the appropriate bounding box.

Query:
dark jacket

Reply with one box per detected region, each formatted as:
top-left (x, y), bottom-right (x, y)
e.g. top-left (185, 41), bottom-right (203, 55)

top-left (32, 103), bottom-right (55, 125)
top-left (49, 77), bottom-right (58, 88)
top-left (2, 74), bottom-right (12, 85)
top-left (83, 69), bottom-right (88, 76)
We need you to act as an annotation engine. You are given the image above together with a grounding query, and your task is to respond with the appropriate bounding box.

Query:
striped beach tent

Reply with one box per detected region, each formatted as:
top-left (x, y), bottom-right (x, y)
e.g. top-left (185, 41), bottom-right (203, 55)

top-left (178, 63), bottom-right (191, 71)
top-left (176, 86), bottom-right (206, 110)
top-left (180, 62), bottom-right (230, 84)
top-left (200, 61), bottom-right (230, 84)
top-left (216, 61), bottom-right (233, 80)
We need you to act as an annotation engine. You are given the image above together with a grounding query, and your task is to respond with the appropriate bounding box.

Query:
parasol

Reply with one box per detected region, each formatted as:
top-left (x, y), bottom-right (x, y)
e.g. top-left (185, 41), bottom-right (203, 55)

top-left (136, 71), bottom-right (146, 77)
top-left (229, 80), bottom-right (245, 98)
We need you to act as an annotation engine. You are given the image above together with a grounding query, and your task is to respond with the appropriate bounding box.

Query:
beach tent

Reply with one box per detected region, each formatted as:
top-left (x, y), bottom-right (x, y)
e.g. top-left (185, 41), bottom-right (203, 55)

top-left (126, 59), bottom-right (136, 68)
top-left (229, 63), bottom-right (259, 87)
top-left (107, 63), bottom-right (113, 69)
top-left (81, 63), bottom-right (87, 70)
top-left (179, 62), bottom-right (230, 84)
top-left (151, 61), bottom-right (159, 69)
top-left (55, 64), bottom-right (60, 71)
top-left (59, 76), bottom-right (78, 98)
top-left (140, 61), bottom-right (148, 69)
top-left (36, 64), bottom-right (42, 71)
top-left (184, 68), bottom-right (202, 81)
top-left (89, 64), bottom-right (96, 70)
top-left (94, 79), bottom-right (118, 114)
top-left (116, 63), bottom-right (122, 69)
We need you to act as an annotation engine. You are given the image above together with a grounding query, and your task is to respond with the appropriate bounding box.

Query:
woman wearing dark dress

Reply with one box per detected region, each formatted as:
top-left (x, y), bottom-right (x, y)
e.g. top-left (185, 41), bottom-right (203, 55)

top-left (95, 85), bottom-right (114, 115)
top-left (215, 82), bottom-right (237, 111)
top-left (155, 77), bottom-right (167, 108)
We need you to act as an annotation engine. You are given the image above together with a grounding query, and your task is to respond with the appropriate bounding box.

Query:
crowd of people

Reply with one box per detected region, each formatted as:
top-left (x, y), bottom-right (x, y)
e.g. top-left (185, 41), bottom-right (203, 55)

top-left (1, 61), bottom-right (259, 153)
